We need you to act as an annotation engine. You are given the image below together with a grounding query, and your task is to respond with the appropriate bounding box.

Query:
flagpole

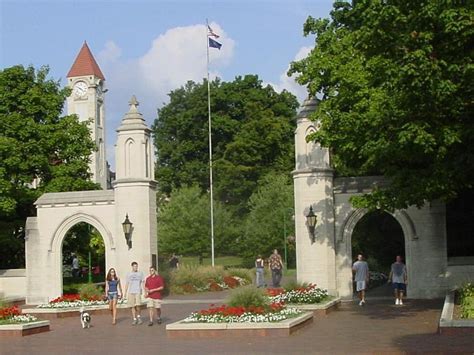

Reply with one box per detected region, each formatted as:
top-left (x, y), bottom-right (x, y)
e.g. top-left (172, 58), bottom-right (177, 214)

top-left (206, 19), bottom-right (215, 267)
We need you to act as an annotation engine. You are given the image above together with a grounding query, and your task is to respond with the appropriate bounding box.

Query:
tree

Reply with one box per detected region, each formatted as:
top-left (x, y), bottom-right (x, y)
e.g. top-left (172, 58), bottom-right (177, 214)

top-left (0, 65), bottom-right (98, 268)
top-left (289, 1), bottom-right (474, 210)
top-left (152, 75), bottom-right (298, 214)
top-left (157, 185), bottom-right (240, 258)
top-left (62, 223), bottom-right (105, 272)
top-left (241, 173), bottom-right (295, 265)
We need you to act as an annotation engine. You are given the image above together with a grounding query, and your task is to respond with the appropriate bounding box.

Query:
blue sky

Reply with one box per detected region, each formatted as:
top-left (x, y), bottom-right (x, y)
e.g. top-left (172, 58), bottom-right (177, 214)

top-left (1, 0), bottom-right (334, 165)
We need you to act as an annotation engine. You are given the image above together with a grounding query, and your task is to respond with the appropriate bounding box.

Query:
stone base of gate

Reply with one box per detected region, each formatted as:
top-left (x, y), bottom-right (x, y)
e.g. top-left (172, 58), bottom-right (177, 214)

top-left (0, 320), bottom-right (50, 337)
top-left (438, 292), bottom-right (474, 335)
top-left (292, 297), bottom-right (341, 316)
top-left (21, 303), bottom-right (143, 320)
top-left (166, 312), bottom-right (313, 338)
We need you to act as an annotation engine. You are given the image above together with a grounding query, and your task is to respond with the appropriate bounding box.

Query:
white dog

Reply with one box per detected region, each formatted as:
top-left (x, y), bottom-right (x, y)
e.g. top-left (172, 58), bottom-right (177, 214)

top-left (80, 307), bottom-right (91, 329)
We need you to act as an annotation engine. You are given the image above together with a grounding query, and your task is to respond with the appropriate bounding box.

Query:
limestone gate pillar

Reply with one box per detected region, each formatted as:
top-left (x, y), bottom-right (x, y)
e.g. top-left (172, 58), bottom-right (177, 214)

top-left (293, 98), bottom-right (337, 295)
top-left (113, 96), bottom-right (158, 276)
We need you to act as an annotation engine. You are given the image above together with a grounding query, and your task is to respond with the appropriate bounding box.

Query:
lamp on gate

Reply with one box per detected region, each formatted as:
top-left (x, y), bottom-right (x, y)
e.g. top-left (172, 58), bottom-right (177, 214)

top-left (306, 206), bottom-right (318, 243)
top-left (122, 214), bottom-right (133, 249)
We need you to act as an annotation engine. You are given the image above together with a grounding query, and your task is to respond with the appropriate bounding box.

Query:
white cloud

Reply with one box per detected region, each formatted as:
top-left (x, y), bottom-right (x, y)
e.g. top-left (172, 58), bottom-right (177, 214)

top-left (267, 46), bottom-right (312, 104)
top-left (101, 23), bottom-right (234, 118)
top-left (98, 41), bottom-right (122, 64)
top-left (98, 23), bottom-right (234, 168)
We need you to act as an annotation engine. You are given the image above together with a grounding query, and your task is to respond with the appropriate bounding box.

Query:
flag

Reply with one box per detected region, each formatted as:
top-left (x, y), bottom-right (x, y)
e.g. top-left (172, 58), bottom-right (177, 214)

top-left (208, 25), bottom-right (220, 38)
top-left (209, 37), bottom-right (222, 50)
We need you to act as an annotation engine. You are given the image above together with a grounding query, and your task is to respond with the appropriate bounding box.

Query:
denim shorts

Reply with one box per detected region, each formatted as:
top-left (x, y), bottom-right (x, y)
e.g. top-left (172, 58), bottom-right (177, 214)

top-left (392, 282), bottom-right (406, 291)
top-left (108, 291), bottom-right (118, 301)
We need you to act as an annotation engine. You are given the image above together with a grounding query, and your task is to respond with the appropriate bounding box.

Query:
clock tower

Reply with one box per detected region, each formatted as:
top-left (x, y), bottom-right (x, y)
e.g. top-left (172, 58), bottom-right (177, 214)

top-left (66, 42), bottom-right (108, 189)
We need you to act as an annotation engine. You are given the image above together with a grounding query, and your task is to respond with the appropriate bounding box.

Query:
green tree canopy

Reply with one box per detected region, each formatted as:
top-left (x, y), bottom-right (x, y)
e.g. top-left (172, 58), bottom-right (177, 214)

top-left (157, 185), bottom-right (240, 257)
top-left (289, 1), bottom-right (474, 210)
top-left (152, 75), bottom-right (298, 214)
top-left (241, 173), bottom-right (295, 264)
top-left (0, 65), bottom-right (98, 268)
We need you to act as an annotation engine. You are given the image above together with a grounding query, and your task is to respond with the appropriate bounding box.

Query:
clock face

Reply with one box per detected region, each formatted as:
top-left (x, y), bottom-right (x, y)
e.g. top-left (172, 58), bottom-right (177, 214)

top-left (73, 81), bottom-right (88, 98)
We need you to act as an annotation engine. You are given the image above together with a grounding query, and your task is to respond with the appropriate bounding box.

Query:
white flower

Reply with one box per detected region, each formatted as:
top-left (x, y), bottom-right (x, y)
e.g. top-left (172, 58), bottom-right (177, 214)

top-left (9, 314), bottom-right (38, 323)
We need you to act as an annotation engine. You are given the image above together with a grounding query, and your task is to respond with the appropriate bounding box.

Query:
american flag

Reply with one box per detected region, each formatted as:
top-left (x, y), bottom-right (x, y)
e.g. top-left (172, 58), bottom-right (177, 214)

top-left (208, 25), bottom-right (220, 38)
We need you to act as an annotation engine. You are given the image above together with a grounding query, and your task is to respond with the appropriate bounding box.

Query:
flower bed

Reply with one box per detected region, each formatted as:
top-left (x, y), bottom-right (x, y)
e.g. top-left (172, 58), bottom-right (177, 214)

top-left (36, 294), bottom-right (126, 309)
top-left (267, 284), bottom-right (329, 304)
top-left (183, 302), bottom-right (302, 323)
top-left (175, 275), bottom-right (249, 293)
top-left (458, 282), bottom-right (474, 319)
top-left (0, 305), bottom-right (38, 325)
top-left (170, 265), bottom-right (252, 294)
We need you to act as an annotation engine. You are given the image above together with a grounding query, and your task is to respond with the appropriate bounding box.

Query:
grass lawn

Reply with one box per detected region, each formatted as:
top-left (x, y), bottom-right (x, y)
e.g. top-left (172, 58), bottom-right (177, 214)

top-left (63, 275), bottom-right (105, 294)
top-left (180, 256), bottom-right (243, 267)
top-left (283, 268), bottom-right (296, 277)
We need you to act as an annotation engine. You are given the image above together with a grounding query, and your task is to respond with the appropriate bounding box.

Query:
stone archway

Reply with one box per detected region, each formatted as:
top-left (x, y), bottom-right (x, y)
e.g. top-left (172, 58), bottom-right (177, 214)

top-left (49, 213), bottom-right (116, 298)
top-left (336, 208), bottom-right (416, 299)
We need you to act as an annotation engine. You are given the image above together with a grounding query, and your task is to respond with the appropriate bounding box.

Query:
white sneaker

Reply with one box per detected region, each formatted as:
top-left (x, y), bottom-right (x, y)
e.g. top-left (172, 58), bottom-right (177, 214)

top-left (395, 299), bottom-right (400, 305)
top-left (399, 299), bottom-right (403, 305)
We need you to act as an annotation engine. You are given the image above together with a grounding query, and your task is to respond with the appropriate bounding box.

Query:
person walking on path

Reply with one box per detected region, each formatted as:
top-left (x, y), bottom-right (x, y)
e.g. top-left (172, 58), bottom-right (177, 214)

top-left (72, 254), bottom-right (80, 278)
top-left (144, 266), bottom-right (165, 326)
top-left (352, 254), bottom-right (369, 306)
top-left (255, 255), bottom-right (265, 288)
top-left (269, 249), bottom-right (283, 288)
top-left (389, 255), bottom-right (408, 306)
top-left (168, 253), bottom-right (180, 269)
top-left (124, 261), bottom-right (145, 325)
top-left (105, 268), bottom-right (123, 325)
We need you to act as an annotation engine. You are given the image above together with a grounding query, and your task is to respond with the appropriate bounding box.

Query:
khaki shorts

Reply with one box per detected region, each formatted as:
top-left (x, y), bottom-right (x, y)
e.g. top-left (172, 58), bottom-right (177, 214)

top-left (127, 293), bottom-right (142, 307)
top-left (147, 298), bottom-right (162, 309)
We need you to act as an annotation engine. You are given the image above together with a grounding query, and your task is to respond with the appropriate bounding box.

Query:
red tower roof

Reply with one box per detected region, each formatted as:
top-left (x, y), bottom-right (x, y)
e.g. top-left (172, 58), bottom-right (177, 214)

top-left (67, 42), bottom-right (105, 80)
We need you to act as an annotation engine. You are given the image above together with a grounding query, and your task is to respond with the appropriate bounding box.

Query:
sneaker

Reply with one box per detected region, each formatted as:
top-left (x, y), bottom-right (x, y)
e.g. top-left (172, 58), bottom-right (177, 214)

top-left (148, 321), bottom-right (153, 326)
top-left (359, 301), bottom-right (363, 306)
top-left (395, 299), bottom-right (400, 305)
top-left (157, 318), bottom-right (162, 324)
top-left (132, 319), bottom-right (138, 325)
top-left (137, 317), bottom-right (143, 325)
top-left (399, 299), bottom-right (403, 305)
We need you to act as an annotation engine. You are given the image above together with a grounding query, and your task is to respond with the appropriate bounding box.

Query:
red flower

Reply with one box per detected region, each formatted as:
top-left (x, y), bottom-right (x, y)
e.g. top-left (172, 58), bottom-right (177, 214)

top-left (223, 276), bottom-right (239, 288)
top-left (0, 305), bottom-right (21, 319)
top-left (50, 293), bottom-right (82, 303)
top-left (266, 288), bottom-right (284, 296)
top-left (209, 282), bottom-right (223, 292)
top-left (181, 284), bottom-right (196, 293)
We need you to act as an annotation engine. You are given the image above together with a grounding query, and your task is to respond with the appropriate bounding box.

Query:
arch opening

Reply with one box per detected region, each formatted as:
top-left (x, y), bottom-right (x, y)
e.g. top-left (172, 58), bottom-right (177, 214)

top-left (62, 222), bottom-right (106, 295)
top-left (351, 210), bottom-right (405, 297)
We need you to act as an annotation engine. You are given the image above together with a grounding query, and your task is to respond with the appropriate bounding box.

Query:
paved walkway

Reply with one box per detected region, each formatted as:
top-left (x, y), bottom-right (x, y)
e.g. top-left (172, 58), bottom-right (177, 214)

top-left (2, 293), bottom-right (473, 354)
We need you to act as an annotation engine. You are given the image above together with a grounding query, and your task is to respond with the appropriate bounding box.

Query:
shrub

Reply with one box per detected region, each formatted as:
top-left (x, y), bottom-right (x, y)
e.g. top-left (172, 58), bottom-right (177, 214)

top-left (227, 268), bottom-right (253, 284)
top-left (227, 286), bottom-right (269, 309)
top-left (283, 280), bottom-right (310, 292)
top-left (459, 282), bottom-right (474, 319)
top-left (169, 265), bottom-right (251, 294)
top-left (223, 276), bottom-right (239, 288)
top-left (0, 299), bottom-right (10, 309)
top-left (79, 283), bottom-right (103, 300)
top-left (200, 265), bottom-right (225, 283)
top-left (209, 281), bottom-right (223, 292)
top-left (170, 265), bottom-right (208, 290)
top-left (181, 284), bottom-right (197, 294)
top-left (158, 269), bottom-right (171, 297)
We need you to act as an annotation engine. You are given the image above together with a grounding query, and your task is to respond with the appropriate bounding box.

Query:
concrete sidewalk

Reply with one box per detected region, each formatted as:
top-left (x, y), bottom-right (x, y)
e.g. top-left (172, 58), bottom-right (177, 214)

top-left (2, 296), bottom-right (473, 354)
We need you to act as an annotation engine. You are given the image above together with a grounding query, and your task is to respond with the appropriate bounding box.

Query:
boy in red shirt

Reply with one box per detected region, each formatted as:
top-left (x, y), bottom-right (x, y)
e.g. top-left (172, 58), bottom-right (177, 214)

top-left (144, 266), bottom-right (164, 326)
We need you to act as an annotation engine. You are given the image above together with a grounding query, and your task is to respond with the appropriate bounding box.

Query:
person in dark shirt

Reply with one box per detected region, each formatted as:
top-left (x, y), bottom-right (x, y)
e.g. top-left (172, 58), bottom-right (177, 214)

top-left (168, 253), bottom-right (180, 269)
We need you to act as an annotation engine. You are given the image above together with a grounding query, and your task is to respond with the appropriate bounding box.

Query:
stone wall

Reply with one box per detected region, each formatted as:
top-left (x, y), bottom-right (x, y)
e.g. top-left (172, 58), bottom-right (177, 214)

top-left (0, 269), bottom-right (26, 299)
